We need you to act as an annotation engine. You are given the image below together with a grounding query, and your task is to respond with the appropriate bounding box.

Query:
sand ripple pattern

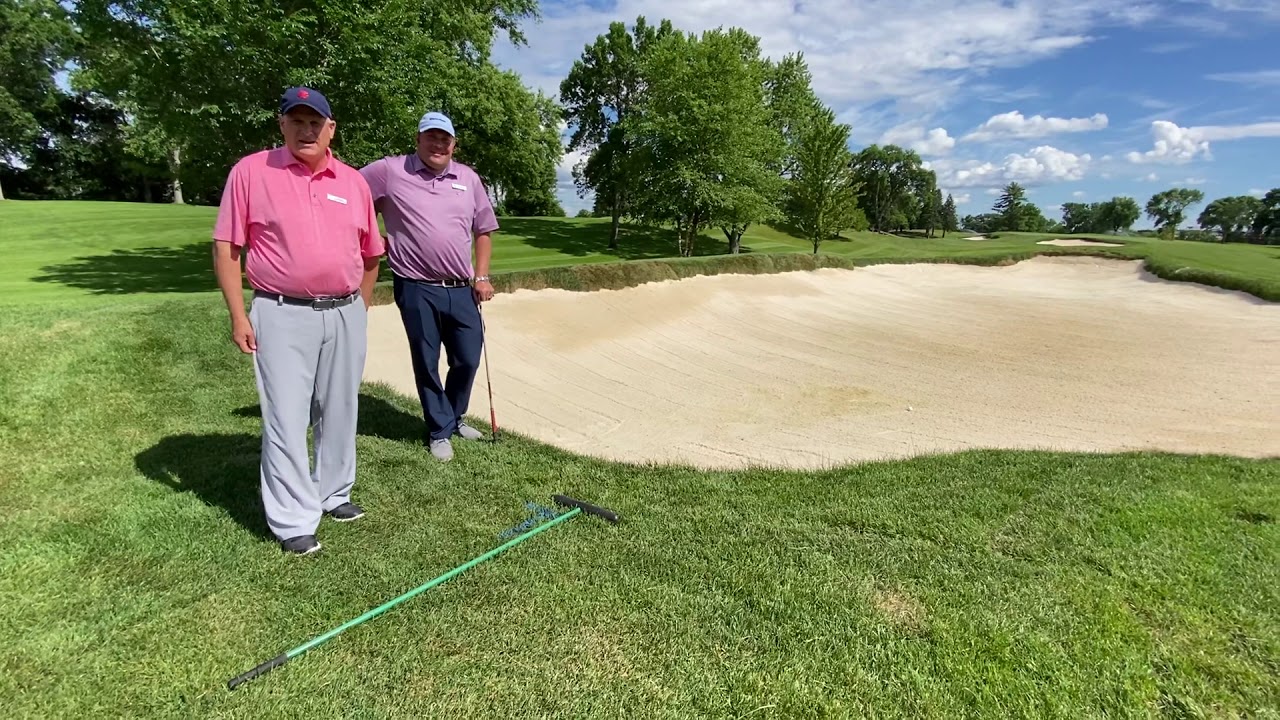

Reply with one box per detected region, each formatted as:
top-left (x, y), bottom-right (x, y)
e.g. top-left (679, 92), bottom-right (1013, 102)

top-left (363, 256), bottom-right (1280, 469)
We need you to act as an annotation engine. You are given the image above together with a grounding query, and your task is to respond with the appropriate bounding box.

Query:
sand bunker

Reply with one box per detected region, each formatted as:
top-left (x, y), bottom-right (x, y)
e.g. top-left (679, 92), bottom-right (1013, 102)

top-left (364, 256), bottom-right (1279, 470)
top-left (1037, 238), bottom-right (1123, 247)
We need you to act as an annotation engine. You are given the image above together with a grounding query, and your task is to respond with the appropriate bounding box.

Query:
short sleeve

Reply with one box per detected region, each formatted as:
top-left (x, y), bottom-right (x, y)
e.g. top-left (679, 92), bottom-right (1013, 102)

top-left (356, 175), bottom-right (386, 259)
top-left (212, 161), bottom-right (250, 246)
top-left (470, 171), bottom-right (500, 235)
top-left (360, 158), bottom-right (388, 206)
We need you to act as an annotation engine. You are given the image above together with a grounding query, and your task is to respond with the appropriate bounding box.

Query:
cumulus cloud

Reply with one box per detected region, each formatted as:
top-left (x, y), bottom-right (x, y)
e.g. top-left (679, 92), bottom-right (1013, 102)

top-left (1248, 188), bottom-right (1266, 197)
top-left (962, 110), bottom-right (1108, 142)
top-left (931, 145), bottom-right (1092, 188)
top-left (1072, 190), bottom-right (1087, 197)
top-left (879, 124), bottom-right (956, 155)
top-left (492, 0), bottom-right (1156, 112)
top-left (1126, 120), bottom-right (1280, 163)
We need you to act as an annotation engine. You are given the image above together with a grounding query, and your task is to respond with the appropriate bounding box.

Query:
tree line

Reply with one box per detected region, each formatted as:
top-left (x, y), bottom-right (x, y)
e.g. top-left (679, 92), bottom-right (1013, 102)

top-left (1, 0), bottom-right (563, 214)
top-left (962, 183), bottom-right (1279, 244)
top-left (559, 17), bottom-right (963, 255)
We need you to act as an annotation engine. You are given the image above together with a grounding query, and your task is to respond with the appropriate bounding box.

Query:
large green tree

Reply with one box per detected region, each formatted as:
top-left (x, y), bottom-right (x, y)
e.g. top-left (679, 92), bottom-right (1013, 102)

top-left (785, 105), bottom-right (863, 253)
top-left (850, 144), bottom-right (933, 232)
top-left (0, 0), bottom-right (78, 200)
top-left (1251, 189), bottom-right (1280, 244)
top-left (941, 193), bottom-right (958, 236)
top-left (74, 0), bottom-right (545, 204)
top-left (628, 27), bottom-right (781, 257)
top-left (1197, 195), bottom-right (1264, 243)
top-left (1145, 187), bottom-right (1205, 238)
top-left (991, 182), bottom-right (1049, 232)
top-left (559, 16), bottom-right (673, 248)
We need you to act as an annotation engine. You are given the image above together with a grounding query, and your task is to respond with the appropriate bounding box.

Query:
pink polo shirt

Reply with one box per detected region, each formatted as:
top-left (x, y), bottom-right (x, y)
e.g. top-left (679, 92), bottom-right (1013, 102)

top-left (213, 146), bottom-right (384, 298)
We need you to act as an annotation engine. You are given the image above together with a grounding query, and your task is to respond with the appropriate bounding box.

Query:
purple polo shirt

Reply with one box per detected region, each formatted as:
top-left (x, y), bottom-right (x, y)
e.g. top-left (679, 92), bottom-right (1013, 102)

top-left (359, 154), bottom-right (499, 281)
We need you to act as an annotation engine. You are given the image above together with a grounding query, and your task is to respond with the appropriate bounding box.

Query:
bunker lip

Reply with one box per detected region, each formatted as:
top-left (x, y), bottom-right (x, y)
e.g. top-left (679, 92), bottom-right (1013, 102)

top-left (363, 255), bottom-right (1280, 470)
top-left (1037, 238), bottom-right (1124, 247)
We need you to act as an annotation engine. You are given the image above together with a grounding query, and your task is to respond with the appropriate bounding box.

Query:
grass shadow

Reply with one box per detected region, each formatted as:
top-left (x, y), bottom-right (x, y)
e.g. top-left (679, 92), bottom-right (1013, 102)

top-left (136, 394), bottom-right (424, 539)
top-left (501, 217), bottom-right (729, 259)
top-left (33, 241), bottom-right (215, 295)
top-left (134, 432), bottom-right (272, 540)
top-left (231, 392), bottom-right (425, 444)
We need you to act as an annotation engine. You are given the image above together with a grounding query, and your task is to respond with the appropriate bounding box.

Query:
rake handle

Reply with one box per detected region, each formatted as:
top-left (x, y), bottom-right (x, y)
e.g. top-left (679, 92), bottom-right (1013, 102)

top-left (227, 653), bottom-right (289, 690)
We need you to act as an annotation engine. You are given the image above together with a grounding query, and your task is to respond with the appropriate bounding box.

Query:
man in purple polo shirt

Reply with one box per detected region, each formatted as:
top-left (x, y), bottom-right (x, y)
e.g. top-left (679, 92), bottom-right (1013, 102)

top-left (360, 111), bottom-right (499, 461)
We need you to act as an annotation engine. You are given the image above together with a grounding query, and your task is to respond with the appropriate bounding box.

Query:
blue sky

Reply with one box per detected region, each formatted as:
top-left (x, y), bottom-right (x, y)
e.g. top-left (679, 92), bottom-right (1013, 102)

top-left (492, 0), bottom-right (1280, 226)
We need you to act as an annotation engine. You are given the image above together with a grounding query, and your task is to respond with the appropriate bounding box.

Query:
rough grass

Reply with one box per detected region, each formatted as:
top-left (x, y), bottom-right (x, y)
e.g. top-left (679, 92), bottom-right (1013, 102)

top-left (1, 200), bottom-right (1278, 716)
top-left (1, 296), bottom-right (1277, 717)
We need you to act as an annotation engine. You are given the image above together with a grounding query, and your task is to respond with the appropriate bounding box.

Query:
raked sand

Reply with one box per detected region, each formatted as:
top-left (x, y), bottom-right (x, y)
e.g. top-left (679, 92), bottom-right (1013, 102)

top-left (364, 256), bottom-right (1280, 470)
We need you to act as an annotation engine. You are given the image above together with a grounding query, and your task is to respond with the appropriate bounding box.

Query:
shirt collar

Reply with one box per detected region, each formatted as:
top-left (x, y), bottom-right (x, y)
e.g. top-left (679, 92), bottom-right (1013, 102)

top-left (275, 145), bottom-right (336, 178)
top-left (408, 152), bottom-right (457, 179)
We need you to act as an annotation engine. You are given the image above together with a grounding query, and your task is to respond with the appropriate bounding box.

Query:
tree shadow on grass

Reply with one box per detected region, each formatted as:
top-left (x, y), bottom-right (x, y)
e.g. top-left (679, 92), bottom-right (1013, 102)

top-left (502, 217), bottom-right (735, 259)
top-left (33, 242), bottom-right (217, 295)
top-left (136, 394), bottom-right (424, 540)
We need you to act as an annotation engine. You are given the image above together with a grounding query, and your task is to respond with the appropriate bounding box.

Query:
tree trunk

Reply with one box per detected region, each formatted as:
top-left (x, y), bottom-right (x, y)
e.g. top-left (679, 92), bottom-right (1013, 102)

top-left (609, 207), bottom-right (620, 250)
top-left (0, 178), bottom-right (5, 201)
top-left (728, 233), bottom-right (741, 254)
top-left (143, 181), bottom-right (153, 203)
top-left (169, 146), bottom-right (185, 204)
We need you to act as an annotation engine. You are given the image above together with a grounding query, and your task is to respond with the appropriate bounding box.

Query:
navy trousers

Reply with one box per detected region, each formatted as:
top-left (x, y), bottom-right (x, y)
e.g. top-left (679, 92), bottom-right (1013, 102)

top-left (392, 275), bottom-right (483, 442)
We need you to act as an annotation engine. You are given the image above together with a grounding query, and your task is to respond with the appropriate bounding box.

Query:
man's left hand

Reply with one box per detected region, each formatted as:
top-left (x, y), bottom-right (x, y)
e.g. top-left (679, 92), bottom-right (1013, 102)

top-left (473, 280), bottom-right (494, 303)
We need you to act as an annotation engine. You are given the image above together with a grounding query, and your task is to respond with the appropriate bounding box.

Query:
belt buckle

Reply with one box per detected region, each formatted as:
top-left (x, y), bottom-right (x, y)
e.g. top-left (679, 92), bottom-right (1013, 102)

top-left (311, 295), bottom-right (342, 310)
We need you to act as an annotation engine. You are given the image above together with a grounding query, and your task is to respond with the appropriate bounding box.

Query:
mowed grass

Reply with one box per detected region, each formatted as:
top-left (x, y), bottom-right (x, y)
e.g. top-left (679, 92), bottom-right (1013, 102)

top-left (1, 199), bottom-right (1278, 716)
top-left (7, 199), bottom-right (1280, 304)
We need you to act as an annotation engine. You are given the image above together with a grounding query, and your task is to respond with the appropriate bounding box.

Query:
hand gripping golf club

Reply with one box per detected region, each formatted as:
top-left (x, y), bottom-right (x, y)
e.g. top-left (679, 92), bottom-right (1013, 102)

top-left (225, 494), bottom-right (620, 690)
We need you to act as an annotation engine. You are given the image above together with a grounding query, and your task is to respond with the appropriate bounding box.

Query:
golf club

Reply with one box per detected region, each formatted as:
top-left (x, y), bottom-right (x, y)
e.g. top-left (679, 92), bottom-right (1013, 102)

top-left (225, 494), bottom-right (620, 690)
top-left (477, 300), bottom-right (499, 442)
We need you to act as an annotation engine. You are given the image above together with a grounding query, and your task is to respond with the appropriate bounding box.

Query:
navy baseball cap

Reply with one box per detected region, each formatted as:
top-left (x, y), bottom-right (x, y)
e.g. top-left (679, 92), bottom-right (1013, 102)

top-left (279, 86), bottom-right (332, 119)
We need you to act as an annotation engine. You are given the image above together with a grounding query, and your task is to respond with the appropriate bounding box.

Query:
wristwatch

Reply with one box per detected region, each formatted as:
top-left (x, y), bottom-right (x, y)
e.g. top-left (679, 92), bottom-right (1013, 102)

top-left (473, 275), bottom-right (490, 283)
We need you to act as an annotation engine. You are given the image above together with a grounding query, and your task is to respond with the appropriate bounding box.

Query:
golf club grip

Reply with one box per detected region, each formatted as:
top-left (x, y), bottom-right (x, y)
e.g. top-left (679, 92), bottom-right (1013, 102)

top-left (553, 494), bottom-right (620, 524)
top-left (227, 653), bottom-right (289, 690)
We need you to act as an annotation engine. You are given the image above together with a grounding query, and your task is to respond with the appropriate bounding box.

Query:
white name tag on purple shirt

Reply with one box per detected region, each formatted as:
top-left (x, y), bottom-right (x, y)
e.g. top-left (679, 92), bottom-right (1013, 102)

top-left (451, 183), bottom-right (467, 191)
top-left (326, 193), bottom-right (348, 204)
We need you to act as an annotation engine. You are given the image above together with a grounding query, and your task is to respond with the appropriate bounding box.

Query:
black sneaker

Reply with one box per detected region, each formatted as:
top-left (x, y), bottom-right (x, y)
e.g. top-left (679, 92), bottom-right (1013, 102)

top-left (281, 535), bottom-right (321, 555)
top-left (327, 502), bottom-right (365, 522)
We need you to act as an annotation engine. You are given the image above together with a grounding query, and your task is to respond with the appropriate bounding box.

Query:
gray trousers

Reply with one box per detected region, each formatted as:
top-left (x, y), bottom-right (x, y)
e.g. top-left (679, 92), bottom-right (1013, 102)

top-left (249, 291), bottom-right (367, 541)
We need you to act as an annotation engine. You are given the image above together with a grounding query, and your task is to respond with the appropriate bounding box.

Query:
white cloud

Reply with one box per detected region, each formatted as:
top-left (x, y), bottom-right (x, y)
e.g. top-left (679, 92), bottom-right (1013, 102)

top-left (1126, 120), bottom-right (1280, 164)
top-left (932, 145), bottom-right (1092, 188)
top-left (1182, 177), bottom-right (1207, 185)
top-left (879, 124), bottom-right (955, 155)
top-left (1072, 190), bottom-right (1087, 198)
top-left (493, 0), bottom-right (1157, 112)
top-left (1248, 188), bottom-right (1265, 197)
top-left (951, 192), bottom-right (972, 204)
top-left (1143, 172), bottom-right (1160, 181)
top-left (1205, 69), bottom-right (1280, 87)
top-left (962, 110), bottom-right (1108, 142)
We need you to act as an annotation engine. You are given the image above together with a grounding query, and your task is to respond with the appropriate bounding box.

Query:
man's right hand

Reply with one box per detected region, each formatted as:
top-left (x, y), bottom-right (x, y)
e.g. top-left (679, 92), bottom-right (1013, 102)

top-left (231, 316), bottom-right (257, 353)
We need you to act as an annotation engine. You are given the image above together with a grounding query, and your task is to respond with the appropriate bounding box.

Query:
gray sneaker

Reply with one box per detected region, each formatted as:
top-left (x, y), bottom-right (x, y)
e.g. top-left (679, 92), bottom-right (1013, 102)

top-left (456, 422), bottom-right (485, 441)
top-left (429, 438), bottom-right (454, 461)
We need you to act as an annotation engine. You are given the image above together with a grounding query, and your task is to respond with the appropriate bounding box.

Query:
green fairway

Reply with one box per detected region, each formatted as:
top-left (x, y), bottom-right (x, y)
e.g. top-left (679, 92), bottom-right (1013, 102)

top-left (1, 200), bottom-right (1278, 717)
top-left (7, 199), bottom-right (1280, 305)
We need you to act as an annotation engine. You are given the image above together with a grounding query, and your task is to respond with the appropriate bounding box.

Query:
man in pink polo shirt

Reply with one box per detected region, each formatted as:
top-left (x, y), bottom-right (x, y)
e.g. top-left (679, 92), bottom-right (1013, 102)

top-left (212, 86), bottom-right (385, 556)
top-left (360, 111), bottom-right (499, 462)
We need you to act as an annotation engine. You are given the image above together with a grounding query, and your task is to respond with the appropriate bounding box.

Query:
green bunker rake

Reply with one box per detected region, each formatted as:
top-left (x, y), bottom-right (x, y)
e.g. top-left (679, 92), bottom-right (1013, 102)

top-left (226, 494), bottom-right (620, 690)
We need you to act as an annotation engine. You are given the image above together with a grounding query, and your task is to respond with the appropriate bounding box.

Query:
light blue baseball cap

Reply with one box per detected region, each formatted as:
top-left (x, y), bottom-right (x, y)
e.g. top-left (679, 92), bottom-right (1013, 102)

top-left (418, 111), bottom-right (455, 136)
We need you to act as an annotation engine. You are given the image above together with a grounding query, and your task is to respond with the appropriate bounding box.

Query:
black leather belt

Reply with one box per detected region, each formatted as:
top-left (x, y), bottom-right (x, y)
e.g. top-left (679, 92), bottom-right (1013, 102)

top-left (255, 290), bottom-right (359, 309)
top-left (401, 276), bottom-right (471, 288)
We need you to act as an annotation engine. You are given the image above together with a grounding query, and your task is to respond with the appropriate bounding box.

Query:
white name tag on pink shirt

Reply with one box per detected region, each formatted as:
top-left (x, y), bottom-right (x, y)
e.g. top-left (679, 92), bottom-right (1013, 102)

top-left (326, 193), bottom-right (347, 204)
top-left (451, 183), bottom-right (467, 191)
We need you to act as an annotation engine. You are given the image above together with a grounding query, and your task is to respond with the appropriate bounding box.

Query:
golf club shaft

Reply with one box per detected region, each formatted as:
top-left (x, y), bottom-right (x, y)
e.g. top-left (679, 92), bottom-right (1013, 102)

top-left (227, 505), bottom-right (582, 690)
top-left (478, 302), bottom-right (498, 437)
